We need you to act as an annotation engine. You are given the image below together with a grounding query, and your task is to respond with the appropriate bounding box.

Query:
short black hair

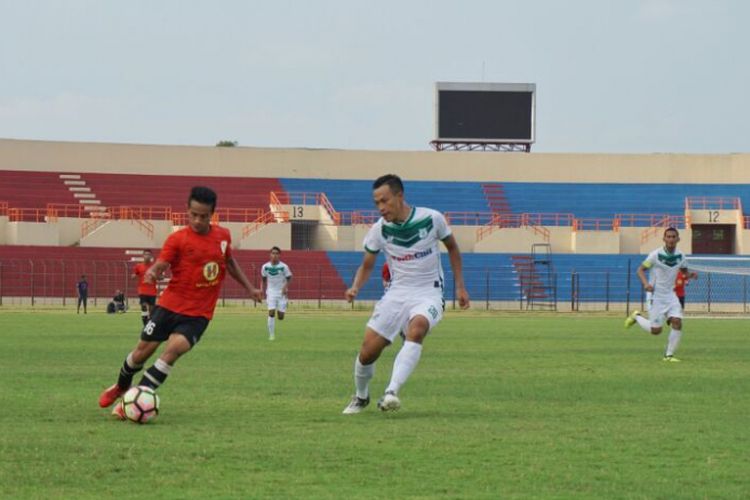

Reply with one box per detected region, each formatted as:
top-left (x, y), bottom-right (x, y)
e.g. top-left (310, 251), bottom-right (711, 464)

top-left (664, 227), bottom-right (679, 236)
top-left (188, 186), bottom-right (217, 211)
top-left (270, 246), bottom-right (281, 253)
top-left (373, 174), bottom-right (404, 195)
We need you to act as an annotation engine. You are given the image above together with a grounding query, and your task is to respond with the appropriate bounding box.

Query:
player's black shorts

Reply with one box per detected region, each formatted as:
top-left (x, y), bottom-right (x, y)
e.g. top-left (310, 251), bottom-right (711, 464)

top-left (678, 296), bottom-right (685, 309)
top-left (140, 306), bottom-right (209, 347)
top-left (138, 294), bottom-right (157, 307)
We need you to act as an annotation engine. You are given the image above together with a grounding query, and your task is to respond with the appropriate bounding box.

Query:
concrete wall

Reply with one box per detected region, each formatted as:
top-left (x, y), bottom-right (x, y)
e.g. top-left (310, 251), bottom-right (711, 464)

top-left (571, 231), bottom-right (620, 254)
top-left (474, 227), bottom-right (551, 253)
top-left (6, 221), bottom-right (60, 245)
top-left (3, 138), bottom-right (750, 184)
top-left (233, 222), bottom-right (291, 250)
top-left (80, 220), bottom-right (160, 248)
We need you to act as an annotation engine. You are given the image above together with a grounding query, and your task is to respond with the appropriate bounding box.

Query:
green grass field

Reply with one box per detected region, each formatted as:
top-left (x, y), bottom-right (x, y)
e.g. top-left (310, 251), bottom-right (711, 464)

top-left (1, 309), bottom-right (749, 499)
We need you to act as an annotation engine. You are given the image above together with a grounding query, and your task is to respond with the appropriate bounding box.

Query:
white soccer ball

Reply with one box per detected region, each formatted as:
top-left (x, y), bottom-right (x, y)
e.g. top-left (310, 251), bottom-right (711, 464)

top-left (122, 385), bottom-right (160, 424)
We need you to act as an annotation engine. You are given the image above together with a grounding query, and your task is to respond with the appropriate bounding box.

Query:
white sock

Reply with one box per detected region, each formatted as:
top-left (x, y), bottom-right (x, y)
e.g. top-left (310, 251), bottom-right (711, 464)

top-left (126, 352), bottom-right (143, 370)
top-left (154, 358), bottom-right (172, 374)
top-left (354, 356), bottom-right (374, 399)
top-left (666, 329), bottom-right (682, 356)
top-left (267, 316), bottom-right (275, 336)
top-left (635, 314), bottom-right (652, 333)
top-left (386, 341), bottom-right (423, 395)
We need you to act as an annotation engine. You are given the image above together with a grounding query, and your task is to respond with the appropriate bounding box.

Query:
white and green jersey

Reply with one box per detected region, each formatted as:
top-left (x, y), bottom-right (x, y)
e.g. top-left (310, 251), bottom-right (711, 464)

top-left (363, 206), bottom-right (451, 294)
top-left (261, 261), bottom-right (292, 296)
top-left (642, 247), bottom-right (687, 299)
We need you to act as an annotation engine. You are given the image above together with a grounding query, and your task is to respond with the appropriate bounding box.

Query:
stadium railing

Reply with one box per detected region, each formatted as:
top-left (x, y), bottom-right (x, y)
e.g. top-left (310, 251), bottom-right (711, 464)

top-left (6, 257), bottom-right (738, 314)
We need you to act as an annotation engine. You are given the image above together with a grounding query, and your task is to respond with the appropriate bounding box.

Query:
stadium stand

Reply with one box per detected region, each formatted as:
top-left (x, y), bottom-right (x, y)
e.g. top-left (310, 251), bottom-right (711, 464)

top-left (279, 178), bottom-right (492, 214)
top-left (281, 178), bottom-right (750, 226)
top-left (502, 182), bottom-right (750, 219)
top-left (0, 170), bottom-right (79, 207)
top-left (81, 173), bottom-right (285, 214)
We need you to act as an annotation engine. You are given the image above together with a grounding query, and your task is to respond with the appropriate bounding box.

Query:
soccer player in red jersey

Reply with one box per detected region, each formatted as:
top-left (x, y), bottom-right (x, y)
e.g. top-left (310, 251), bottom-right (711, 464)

top-left (674, 268), bottom-right (696, 310)
top-left (131, 249), bottom-right (158, 326)
top-left (381, 262), bottom-right (391, 290)
top-left (99, 187), bottom-right (263, 416)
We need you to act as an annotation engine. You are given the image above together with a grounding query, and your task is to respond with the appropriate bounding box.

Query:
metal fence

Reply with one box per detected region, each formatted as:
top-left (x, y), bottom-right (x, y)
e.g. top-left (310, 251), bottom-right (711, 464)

top-left (1, 257), bottom-right (747, 314)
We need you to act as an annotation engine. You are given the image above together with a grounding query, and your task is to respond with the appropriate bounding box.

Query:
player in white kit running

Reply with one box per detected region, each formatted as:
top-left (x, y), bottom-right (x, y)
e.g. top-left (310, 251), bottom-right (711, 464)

top-left (261, 246), bottom-right (292, 341)
top-left (342, 174), bottom-right (470, 414)
top-left (625, 227), bottom-right (697, 362)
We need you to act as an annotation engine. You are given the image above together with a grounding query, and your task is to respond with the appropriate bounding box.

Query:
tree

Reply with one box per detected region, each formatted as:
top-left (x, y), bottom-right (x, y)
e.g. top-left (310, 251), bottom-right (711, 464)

top-left (216, 140), bottom-right (238, 147)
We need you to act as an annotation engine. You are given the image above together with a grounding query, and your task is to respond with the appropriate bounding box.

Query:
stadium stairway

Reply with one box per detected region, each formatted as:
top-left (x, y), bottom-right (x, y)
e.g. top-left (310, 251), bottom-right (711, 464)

top-left (510, 255), bottom-right (553, 305)
top-left (481, 183), bottom-right (512, 214)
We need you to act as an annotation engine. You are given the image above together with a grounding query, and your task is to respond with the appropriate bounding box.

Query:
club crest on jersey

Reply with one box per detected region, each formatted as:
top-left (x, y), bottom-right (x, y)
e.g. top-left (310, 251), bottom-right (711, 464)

top-left (419, 228), bottom-right (428, 239)
top-left (220, 240), bottom-right (228, 256)
top-left (203, 261), bottom-right (220, 281)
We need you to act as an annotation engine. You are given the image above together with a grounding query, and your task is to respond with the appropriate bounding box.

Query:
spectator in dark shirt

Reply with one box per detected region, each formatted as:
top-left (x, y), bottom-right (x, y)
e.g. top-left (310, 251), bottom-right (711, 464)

top-left (76, 275), bottom-right (89, 314)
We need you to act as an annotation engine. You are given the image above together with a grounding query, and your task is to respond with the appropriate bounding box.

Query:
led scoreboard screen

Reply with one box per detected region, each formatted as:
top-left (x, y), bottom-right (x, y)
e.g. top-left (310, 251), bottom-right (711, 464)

top-left (435, 82), bottom-right (536, 144)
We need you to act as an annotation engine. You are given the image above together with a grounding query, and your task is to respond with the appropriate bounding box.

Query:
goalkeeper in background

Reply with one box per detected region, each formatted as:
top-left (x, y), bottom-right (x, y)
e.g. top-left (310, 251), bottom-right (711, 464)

top-left (624, 227), bottom-right (697, 362)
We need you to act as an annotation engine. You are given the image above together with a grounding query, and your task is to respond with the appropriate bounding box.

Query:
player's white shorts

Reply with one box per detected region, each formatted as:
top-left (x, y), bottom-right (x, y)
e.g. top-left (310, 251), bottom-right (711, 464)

top-left (647, 294), bottom-right (682, 327)
top-left (366, 291), bottom-right (444, 343)
top-left (267, 294), bottom-right (288, 312)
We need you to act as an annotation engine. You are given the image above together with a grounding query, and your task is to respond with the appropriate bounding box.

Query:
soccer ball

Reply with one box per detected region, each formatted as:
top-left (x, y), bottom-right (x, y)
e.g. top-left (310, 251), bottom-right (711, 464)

top-left (122, 386), bottom-right (160, 424)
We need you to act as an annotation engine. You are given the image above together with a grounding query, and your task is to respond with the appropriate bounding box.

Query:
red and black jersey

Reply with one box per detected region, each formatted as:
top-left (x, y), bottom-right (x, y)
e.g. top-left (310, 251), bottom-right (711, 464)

top-left (157, 225), bottom-right (232, 320)
top-left (133, 262), bottom-right (158, 297)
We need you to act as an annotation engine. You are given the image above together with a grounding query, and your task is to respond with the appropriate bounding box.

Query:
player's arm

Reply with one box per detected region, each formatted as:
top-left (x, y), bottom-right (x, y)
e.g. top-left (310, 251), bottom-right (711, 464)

top-left (442, 234), bottom-right (470, 309)
top-left (145, 260), bottom-right (170, 284)
top-left (346, 251), bottom-right (377, 302)
top-left (226, 256), bottom-right (263, 302)
top-left (282, 276), bottom-right (291, 296)
top-left (261, 276), bottom-right (267, 295)
top-left (637, 264), bottom-right (653, 292)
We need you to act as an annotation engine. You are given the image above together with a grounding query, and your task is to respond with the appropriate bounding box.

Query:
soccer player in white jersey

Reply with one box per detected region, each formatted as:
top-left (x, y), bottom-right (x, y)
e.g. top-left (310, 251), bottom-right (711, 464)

top-left (342, 174), bottom-right (470, 414)
top-left (261, 246), bottom-right (292, 341)
top-left (624, 227), bottom-right (697, 362)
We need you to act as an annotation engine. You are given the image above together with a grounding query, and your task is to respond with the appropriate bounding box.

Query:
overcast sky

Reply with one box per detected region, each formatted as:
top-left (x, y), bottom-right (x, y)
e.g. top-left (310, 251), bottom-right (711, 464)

top-left (1, 0), bottom-right (748, 153)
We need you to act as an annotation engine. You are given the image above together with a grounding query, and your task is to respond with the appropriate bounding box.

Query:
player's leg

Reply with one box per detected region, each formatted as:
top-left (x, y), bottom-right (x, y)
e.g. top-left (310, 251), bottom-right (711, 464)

top-left (137, 334), bottom-right (190, 390)
top-left (342, 328), bottom-right (390, 414)
top-left (99, 339), bottom-right (160, 408)
top-left (77, 296), bottom-right (81, 314)
top-left (625, 309), bottom-right (657, 333)
top-left (277, 296), bottom-right (287, 321)
top-left (83, 296), bottom-right (88, 314)
top-left (267, 296), bottom-right (277, 340)
top-left (99, 309), bottom-right (171, 407)
top-left (646, 298), bottom-right (670, 335)
top-left (267, 310), bottom-right (276, 339)
top-left (664, 299), bottom-right (684, 361)
top-left (276, 295), bottom-right (289, 321)
top-left (343, 295), bottom-right (404, 414)
top-left (379, 297), bottom-right (442, 411)
top-left (138, 315), bottom-right (209, 390)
